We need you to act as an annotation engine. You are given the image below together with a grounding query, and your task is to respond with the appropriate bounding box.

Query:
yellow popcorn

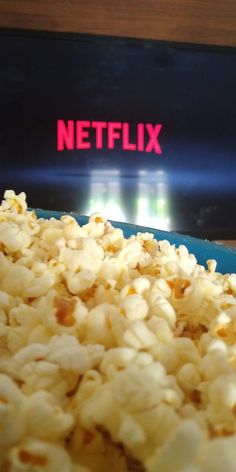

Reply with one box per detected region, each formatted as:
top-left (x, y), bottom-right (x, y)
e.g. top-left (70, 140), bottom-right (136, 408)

top-left (123, 320), bottom-right (157, 349)
top-left (177, 363), bottom-right (202, 394)
top-left (98, 258), bottom-right (124, 284)
top-left (0, 190), bottom-right (27, 214)
top-left (147, 292), bottom-right (176, 327)
top-left (34, 290), bottom-right (88, 338)
top-left (26, 391), bottom-right (74, 440)
top-left (74, 369), bottom-right (103, 405)
top-left (6, 306), bottom-right (42, 354)
top-left (24, 273), bottom-right (55, 298)
top-left (196, 435), bottom-right (236, 472)
top-left (1, 265), bottom-right (34, 297)
top-left (0, 223), bottom-right (31, 253)
top-left (120, 294), bottom-right (149, 321)
top-left (46, 334), bottom-right (94, 373)
top-left (68, 425), bottom-right (127, 472)
top-left (100, 347), bottom-right (152, 379)
top-left (146, 420), bottom-right (204, 472)
top-left (20, 360), bottom-right (62, 391)
top-left (41, 227), bottom-right (64, 244)
top-left (64, 270), bottom-right (96, 295)
top-left (117, 240), bottom-right (143, 268)
top-left (85, 303), bottom-right (119, 347)
top-left (0, 375), bottom-right (27, 449)
top-left (206, 374), bottom-right (236, 426)
top-left (78, 362), bottom-right (183, 464)
top-left (7, 437), bottom-right (75, 472)
top-left (83, 213), bottom-right (108, 238)
top-left (13, 343), bottom-right (49, 365)
top-left (0, 189), bottom-right (236, 471)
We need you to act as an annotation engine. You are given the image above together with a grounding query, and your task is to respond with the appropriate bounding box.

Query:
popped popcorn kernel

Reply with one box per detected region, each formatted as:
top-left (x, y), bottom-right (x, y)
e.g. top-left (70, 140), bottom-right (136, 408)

top-left (54, 297), bottom-right (76, 327)
top-left (168, 277), bottom-right (191, 299)
top-left (18, 449), bottom-right (48, 466)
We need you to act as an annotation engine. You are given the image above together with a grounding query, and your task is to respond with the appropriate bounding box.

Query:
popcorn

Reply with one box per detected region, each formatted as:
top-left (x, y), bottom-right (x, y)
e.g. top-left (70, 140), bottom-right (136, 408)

top-left (78, 363), bottom-right (183, 463)
top-left (85, 303), bottom-right (119, 347)
top-left (146, 420), bottom-right (204, 472)
top-left (26, 391), bottom-right (74, 440)
top-left (7, 437), bottom-right (75, 472)
top-left (123, 320), bottom-right (157, 348)
top-left (0, 190), bottom-right (27, 214)
top-left (147, 292), bottom-right (176, 327)
top-left (196, 435), bottom-right (236, 472)
top-left (119, 294), bottom-right (149, 321)
top-left (206, 373), bottom-right (236, 427)
top-left (100, 347), bottom-right (152, 379)
top-left (177, 363), bottom-right (202, 394)
top-left (98, 258), bottom-right (124, 284)
top-left (1, 265), bottom-right (34, 297)
top-left (0, 189), bottom-right (236, 471)
top-left (46, 334), bottom-right (97, 373)
top-left (63, 269), bottom-right (96, 295)
top-left (117, 240), bottom-right (143, 268)
top-left (0, 223), bottom-right (31, 252)
top-left (0, 375), bottom-right (27, 449)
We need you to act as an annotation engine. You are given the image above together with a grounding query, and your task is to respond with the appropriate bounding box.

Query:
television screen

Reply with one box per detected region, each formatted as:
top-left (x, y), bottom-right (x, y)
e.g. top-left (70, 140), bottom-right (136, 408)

top-left (0, 29), bottom-right (236, 239)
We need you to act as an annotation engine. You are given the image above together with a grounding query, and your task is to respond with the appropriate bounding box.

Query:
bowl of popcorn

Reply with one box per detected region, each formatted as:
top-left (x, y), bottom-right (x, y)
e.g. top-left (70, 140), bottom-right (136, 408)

top-left (0, 189), bottom-right (236, 472)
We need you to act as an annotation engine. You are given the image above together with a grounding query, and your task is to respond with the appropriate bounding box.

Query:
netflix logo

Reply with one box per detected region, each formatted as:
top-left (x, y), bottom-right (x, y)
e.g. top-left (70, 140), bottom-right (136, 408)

top-left (57, 120), bottom-right (163, 154)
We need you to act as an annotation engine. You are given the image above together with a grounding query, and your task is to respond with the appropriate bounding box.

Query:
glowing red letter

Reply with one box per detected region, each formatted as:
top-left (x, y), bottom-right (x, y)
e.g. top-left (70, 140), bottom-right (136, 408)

top-left (137, 123), bottom-right (144, 151)
top-left (92, 121), bottom-right (107, 149)
top-left (57, 120), bottom-right (74, 151)
top-left (76, 121), bottom-right (91, 149)
top-left (145, 124), bottom-right (162, 154)
top-left (108, 122), bottom-right (122, 149)
top-left (122, 123), bottom-right (136, 151)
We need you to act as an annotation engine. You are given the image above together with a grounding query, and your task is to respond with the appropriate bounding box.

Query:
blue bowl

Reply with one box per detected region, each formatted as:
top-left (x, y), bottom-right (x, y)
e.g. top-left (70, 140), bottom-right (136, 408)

top-left (33, 209), bottom-right (236, 275)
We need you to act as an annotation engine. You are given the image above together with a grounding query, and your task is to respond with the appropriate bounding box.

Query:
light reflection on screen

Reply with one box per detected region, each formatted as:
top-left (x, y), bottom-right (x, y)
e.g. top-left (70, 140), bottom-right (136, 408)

top-left (84, 170), bottom-right (126, 221)
top-left (136, 170), bottom-right (171, 230)
top-left (83, 168), bottom-right (171, 229)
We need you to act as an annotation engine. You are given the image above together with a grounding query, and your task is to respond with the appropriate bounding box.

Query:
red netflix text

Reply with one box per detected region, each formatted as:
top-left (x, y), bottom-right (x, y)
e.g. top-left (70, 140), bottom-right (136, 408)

top-left (57, 120), bottom-right (163, 154)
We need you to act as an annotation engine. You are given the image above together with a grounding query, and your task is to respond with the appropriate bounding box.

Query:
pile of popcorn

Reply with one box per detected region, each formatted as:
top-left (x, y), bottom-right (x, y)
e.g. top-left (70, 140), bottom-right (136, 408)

top-left (0, 190), bottom-right (236, 472)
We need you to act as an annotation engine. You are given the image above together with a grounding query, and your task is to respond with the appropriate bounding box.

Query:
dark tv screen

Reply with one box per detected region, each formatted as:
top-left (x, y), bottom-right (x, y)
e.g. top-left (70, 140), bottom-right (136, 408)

top-left (0, 29), bottom-right (236, 239)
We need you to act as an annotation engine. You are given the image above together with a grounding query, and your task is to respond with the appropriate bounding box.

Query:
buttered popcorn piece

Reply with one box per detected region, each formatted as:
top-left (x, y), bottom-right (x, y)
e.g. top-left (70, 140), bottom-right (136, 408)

top-left (7, 437), bottom-right (76, 472)
top-left (0, 189), bottom-right (236, 471)
top-left (0, 375), bottom-right (27, 449)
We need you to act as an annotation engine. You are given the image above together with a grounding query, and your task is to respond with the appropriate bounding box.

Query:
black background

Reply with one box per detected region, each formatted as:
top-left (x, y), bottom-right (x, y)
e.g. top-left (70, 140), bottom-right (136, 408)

top-left (0, 29), bottom-right (236, 238)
